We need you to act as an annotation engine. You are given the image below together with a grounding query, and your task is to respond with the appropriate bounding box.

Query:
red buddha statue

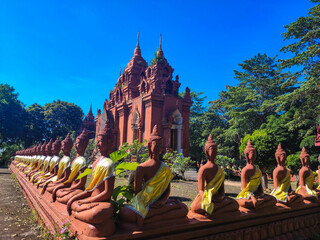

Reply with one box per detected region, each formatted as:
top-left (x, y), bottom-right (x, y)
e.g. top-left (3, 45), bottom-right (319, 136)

top-left (36, 137), bottom-right (62, 188)
top-left (119, 125), bottom-right (188, 227)
top-left (44, 133), bottom-right (73, 194)
top-left (190, 134), bottom-right (239, 217)
top-left (271, 144), bottom-right (303, 207)
top-left (295, 147), bottom-right (319, 203)
top-left (32, 139), bottom-right (54, 183)
top-left (66, 122), bottom-right (115, 237)
top-left (236, 140), bottom-right (277, 210)
top-left (52, 129), bottom-right (89, 204)
top-left (27, 141), bottom-right (47, 179)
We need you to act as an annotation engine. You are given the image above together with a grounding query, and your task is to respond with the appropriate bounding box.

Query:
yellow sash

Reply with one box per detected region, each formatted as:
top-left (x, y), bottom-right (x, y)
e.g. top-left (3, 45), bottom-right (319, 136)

top-left (237, 167), bottom-right (262, 199)
top-left (30, 156), bottom-right (50, 182)
top-left (127, 162), bottom-right (173, 218)
top-left (85, 157), bottom-right (115, 192)
top-left (56, 156), bottom-right (71, 180)
top-left (296, 171), bottom-right (317, 197)
top-left (63, 156), bottom-right (87, 184)
top-left (35, 156), bottom-right (59, 186)
top-left (271, 169), bottom-right (291, 202)
top-left (25, 156), bottom-right (40, 174)
top-left (40, 156), bottom-right (71, 194)
top-left (201, 167), bottom-right (225, 214)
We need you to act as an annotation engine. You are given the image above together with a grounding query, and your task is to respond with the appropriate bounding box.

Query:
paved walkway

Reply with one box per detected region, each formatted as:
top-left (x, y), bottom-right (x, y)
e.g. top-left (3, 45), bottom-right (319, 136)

top-left (0, 167), bottom-right (41, 240)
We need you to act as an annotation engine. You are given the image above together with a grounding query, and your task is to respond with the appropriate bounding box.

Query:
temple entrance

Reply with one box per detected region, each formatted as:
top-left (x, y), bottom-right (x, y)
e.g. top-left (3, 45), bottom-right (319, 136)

top-left (170, 109), bottom-right (183, 154)
top-left (170, 128), bottom-right (177, 151)
top-left (133, 128), bottom-right (139, 142)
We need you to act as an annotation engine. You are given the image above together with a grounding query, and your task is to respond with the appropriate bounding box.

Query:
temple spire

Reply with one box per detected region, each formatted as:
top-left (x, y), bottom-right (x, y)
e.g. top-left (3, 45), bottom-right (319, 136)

top-left (134, 32), bottom-right (141, 56)
top-left (119, 67), bottom-right (122, 77)
top-left (157, 34), bottom-right (164, 58)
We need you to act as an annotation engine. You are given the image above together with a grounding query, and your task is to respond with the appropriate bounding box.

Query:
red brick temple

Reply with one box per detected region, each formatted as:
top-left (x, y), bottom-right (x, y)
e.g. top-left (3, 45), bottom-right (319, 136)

top-left (80, 103), bottom-right (96, 139)
top-left (95, 35), bottom-right (192, 156)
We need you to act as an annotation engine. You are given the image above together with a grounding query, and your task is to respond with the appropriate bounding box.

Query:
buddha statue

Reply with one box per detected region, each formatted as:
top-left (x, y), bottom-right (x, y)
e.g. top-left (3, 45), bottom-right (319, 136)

top-left (52, 129), bottom-right (89, 204)
top-left (24, 144), bottom-right (41, 175)
top-left (295, 147), bottom-right (319, 203)
top-left (271, 144), bottom-right (303, 207)
top-left (236, 140), bottom-right (277, 210)
top-left (190, 135), bottom-right (239, 217)
top-left (43, 133), bottom-right (73, 194)
top-left (36, 137), bottom-right (62, 188)
top-left (28, 141), bottom-right (47, 180)
top-left (119, 125), bottom-right (188, 227)
top-left (31, 139), bottom-right (53, 183)
top-left (66, 122), bottom-right (115, 237)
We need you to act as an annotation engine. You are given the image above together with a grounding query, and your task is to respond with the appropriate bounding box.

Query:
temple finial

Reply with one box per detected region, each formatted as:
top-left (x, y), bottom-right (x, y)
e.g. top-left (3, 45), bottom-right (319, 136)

top-left (156, 34), bottom-right (164, 58)
top-left (137, 31), bottom-right (140, 48)
top-left (119, 67), bottom-right (122, 77)
top-left (134, 32), bottom-right (141, 56)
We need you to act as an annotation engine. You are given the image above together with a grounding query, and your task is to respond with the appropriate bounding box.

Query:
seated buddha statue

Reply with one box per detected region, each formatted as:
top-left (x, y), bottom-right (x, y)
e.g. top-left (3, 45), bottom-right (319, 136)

top-left (236, 140), bottom-right (277, 210)
top-left (31, 139), bottom-right (54, 183)
top-left (271, 144), bottom-right (303, 207)
top-left (190, 135), bottom-right (239, 217)
top-left (52, 129), bottom-right (89, 204)
top-left (43, 133), bottom-right (73, 194)
top-left (119, 125), bottom-right (188, 227)
top-left (66, 123), bottom-right (115, 237)
top-left (36, 137), bottom-right (62, 188)
top-left (24, 144), bottom-right (41, 175)
top-left (295, 147), bottom-right (319, 203)
top-left (28, 141), bottom-right (47, 180)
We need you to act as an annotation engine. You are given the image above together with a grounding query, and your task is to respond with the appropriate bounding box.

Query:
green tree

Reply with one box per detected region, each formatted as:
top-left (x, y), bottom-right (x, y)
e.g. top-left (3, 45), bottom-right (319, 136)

top-left (0, 84), bottom-right (27, 146)
top-left (24, 103), bottom-right (46, 146)
top-left (277, 0), bottom-right (320, 146)
top-left (44, 100), bottom-right (84, 139)
top-left (210, 54), bottom-right (293, 160)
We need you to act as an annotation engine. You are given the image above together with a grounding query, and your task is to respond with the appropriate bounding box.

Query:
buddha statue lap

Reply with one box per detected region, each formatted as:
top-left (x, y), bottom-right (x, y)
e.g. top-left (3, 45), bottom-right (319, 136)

top-left (236, 140), bottom-right (277, 210)
top-left (190, 135), bottom-right (239, 218)
top-left (37, 137), bottom-right (62, 188)
top-left (295, 147), bottom-right (319, 204)
top-left (66, 123), bottom-right (115, 237)
top-left (271, 144), bottom-right (303, 207)
top-left (52, 129), bottom-right (89, 204)
top-left (119, 125), bottom-right (188, 227)
top-left (44, 134), bottom-right (73, 194)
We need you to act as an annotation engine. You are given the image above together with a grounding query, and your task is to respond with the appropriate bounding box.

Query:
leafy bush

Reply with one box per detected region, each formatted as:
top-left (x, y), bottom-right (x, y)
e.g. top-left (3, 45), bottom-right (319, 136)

top-left (163, 151), bottom-right (193, 179)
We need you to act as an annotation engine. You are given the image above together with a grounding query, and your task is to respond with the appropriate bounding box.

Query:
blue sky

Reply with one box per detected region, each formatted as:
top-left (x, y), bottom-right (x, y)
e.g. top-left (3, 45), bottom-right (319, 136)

top-left (0, 0), bottom-right (314, 116)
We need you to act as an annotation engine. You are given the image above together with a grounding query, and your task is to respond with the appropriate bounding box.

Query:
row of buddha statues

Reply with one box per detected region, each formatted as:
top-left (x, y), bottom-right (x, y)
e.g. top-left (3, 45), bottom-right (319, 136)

top-left (12, 124), bottom-right (320, 237)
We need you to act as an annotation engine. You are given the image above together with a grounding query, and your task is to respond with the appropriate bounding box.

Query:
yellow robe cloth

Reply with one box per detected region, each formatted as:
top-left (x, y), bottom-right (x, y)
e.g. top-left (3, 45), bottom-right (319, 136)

top-left (30, 156), bottom-right (52, 182)
top-left (36, 156), bottom-right (60, 186)
top-left (41, 156), bottom-right (71, 194)
top-left (237, 167), bottom-right (262, 199)
top-left (271, 169), bottom-right (291, 202)
top-left (127, 162), bottom-right (173, 218)
top-left (63, 156), bottom-right (87, 184)
top-left (24, 157), bottom-right (38, 174)
top-left (85, 157), bottom-right (115, 192)
top-left (296, 171), bottom-right (317, 198)
top-left (200, 167), bottom-right (225, 214)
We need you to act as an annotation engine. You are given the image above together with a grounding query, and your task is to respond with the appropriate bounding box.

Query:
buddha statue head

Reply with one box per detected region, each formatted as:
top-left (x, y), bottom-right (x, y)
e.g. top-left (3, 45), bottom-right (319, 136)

top-left (96, 121), bottom-right (113, 157)
top-left (52, 137), bottom-right (62, 156)
top-left (46, 139), bottom-right (53, 156)
top-left (275, 144), bottom-right (286, 166)
top-left (40, 141), bottom-right (47, 155)
top-left (75, 129), bottom-right (89, 156)
top-left (61, 133), bottom-right (73, 156)
top-left (204, 134), bottom-right (217, 162)
top-left (148, 125), bottom-right (163, 158)
top-left (300, 147), bottom-right (310, 167)
top-left (244, 140), bottom-right (256, 164)
top-left (37, 143), bottom-right (41, 155)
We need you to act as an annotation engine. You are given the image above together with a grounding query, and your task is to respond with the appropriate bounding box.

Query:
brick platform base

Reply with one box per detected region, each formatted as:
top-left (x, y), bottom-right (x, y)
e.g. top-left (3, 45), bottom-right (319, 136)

top-left (10, 164), bottom-right (320, 240)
